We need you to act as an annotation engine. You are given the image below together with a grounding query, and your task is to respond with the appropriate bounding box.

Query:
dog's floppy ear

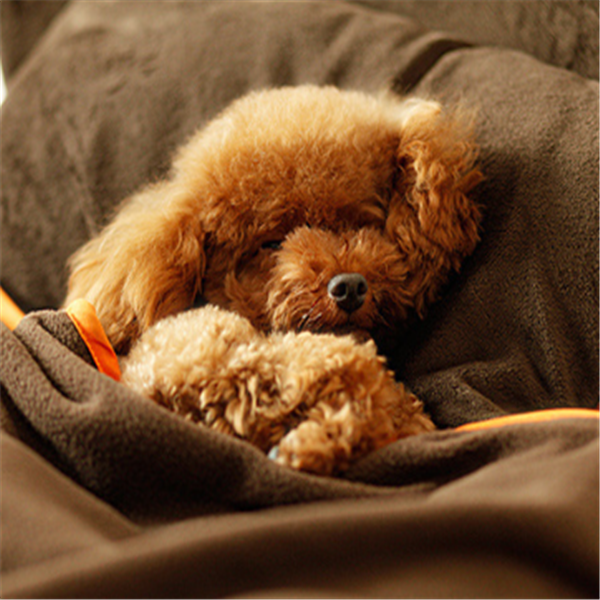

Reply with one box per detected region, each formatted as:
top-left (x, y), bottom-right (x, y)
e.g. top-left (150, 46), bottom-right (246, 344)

top-left (65, 181), bottom-right (205, 354)
top-left (386, 100), bottom-right (483, 317)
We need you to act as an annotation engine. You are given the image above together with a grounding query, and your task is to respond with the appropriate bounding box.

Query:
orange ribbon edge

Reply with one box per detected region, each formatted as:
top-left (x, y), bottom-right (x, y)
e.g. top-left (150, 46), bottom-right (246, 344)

top-left (65, 299), bottom-right (122, 382)
top-left (1, 287), bottom-right (25, 331)
top-left (455, 408), bottom-right (599, 433)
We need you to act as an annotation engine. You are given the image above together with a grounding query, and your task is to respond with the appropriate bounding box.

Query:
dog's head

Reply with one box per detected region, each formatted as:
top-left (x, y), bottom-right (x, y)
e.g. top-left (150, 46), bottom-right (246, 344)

top-left (66, 86), bottom-right (482, 354)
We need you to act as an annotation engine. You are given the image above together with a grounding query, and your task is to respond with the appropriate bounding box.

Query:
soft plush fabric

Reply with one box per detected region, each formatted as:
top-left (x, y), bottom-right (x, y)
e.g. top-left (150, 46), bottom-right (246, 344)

top-left (0, 0), bottom-right (68, 79)
top-left (1, 1), bottom-right (598, 598)
top-left (2, 311), bottom-right (598, 597)
top-left (354, 0), bottom-right (600, 80)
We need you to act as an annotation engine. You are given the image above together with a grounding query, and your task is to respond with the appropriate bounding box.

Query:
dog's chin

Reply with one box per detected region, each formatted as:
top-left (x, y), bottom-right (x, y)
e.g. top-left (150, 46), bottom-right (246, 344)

top-left (308, 324), bottom-right (401, 359)
top-left (328, 326), bottom-right (373, 344)
top-left (282, 309), bottom-right (392, 347)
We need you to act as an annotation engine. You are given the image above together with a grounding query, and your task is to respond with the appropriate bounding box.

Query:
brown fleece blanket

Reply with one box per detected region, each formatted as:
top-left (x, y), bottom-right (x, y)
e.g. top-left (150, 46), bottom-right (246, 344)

top-left (2, 312), bottom-right (598, 598)
top-left (1, 1), bottom-right (598, 598)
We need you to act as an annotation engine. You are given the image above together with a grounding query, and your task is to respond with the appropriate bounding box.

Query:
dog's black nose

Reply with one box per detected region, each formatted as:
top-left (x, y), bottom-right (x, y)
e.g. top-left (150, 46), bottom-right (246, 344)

top-left (327, 273), bottom-right (368, 313)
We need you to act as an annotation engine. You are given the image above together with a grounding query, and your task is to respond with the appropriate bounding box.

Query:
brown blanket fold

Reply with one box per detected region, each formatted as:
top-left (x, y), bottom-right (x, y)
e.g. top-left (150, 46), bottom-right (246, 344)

top-left (2, 313), bottom-right (598, 597)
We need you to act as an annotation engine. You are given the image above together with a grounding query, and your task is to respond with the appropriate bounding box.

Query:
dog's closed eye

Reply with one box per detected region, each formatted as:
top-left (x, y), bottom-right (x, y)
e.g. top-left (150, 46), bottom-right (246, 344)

top-left (261, 240), bottom-right (283, 251)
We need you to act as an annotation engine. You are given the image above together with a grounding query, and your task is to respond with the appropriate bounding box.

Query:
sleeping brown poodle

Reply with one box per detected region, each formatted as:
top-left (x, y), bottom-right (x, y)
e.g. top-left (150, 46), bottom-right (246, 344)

top-left (66, 85), bottom-right (482, 475)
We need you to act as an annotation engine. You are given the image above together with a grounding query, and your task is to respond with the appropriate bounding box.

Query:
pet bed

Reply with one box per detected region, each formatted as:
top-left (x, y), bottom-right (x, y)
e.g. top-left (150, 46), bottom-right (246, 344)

top-left (1, 1), bottom-right (598, 597)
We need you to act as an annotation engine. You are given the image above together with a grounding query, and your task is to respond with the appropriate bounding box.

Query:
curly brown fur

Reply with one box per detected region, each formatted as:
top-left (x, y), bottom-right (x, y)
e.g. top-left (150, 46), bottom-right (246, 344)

top-left (66, 86), bottom-right (482, 352)
top-left (66, 85), bottom-right (482, 474)
top-left (121, 306), bottom-right (435, 476)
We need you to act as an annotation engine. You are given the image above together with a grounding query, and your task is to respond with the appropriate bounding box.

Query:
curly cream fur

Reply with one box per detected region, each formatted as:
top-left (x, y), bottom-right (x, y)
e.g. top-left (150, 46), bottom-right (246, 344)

top-left (66, 85), bottom-right (482, 475)
top-left (121, 306), bottom-right (434, 475)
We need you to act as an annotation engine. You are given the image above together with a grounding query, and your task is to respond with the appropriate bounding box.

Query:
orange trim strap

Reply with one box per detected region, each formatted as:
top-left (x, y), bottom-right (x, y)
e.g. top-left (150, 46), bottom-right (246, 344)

top-left (1, 287), bottom-right (25, 331)
top-left (456, 408), bottom-right (599, 433)
top-left (65, 299), bottom-right (121, 381)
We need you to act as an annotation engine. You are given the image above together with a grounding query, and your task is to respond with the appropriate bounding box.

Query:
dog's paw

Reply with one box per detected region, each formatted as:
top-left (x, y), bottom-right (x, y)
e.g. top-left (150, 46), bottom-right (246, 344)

top-left (272, 371), bottom-right (435, 476)
top-left (275, 420), bottom-right (346, 476)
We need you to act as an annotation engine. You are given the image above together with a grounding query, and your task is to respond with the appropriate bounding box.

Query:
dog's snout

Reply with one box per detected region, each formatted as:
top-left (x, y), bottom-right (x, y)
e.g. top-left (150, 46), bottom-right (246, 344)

top-left (327, 273), bottom-right (368, 313)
